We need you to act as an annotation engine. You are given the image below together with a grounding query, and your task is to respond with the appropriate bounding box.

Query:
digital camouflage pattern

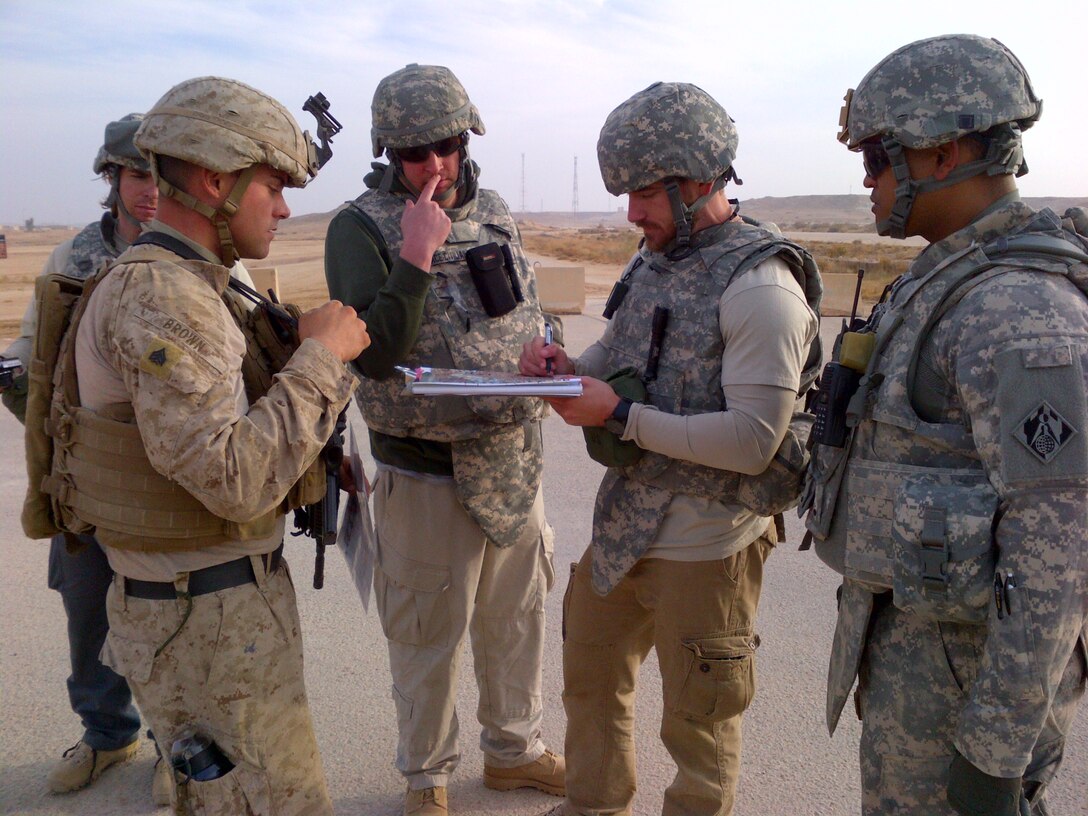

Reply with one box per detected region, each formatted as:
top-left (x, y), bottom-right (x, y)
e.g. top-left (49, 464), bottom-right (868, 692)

top-left (65, 213), bottom-right (123, 280)
top-left (136, 77), bottom-right (316, 186)
top-left (350, 186), bottom-right (546, 547)
top-left (804, 200), bottom-right (1088, 804)
top-left (93, 113), bottom-right (149, 175)
top-left (101, 564), bottom-right (332, 815)
top-left (370, 64), bottom-right (485, 157)
top-left (838, 34), bottom-right (1041, 150)
top-left (597, 82), bottom-right (738, 195)
top-left (589, 219), bottom-right (820, 594)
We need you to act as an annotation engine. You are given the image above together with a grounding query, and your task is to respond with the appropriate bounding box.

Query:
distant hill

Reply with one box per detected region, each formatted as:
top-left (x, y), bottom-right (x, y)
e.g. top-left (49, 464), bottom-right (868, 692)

top-left (284, 195), bottom-right (1087, 233)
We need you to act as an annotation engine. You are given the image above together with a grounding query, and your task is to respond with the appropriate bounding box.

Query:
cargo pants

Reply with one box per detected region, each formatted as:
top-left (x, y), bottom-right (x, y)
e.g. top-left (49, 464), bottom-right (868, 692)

top-left (560, 528), bottom-right (774, 816)
top-left (372, 469), bottom-right (555, 790)
top-left (102, 555), bottom-right (332, 816)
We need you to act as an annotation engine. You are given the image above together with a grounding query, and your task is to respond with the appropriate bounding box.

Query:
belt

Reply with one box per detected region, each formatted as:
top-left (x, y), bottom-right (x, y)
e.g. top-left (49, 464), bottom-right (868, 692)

top-left (124, 544), bottom-right (283, 600)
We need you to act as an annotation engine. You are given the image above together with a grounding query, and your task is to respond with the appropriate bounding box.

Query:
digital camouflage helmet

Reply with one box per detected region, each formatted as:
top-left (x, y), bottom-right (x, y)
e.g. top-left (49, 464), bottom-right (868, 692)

top-left (93, 113), bottom-right (151, 222)
top-left (136, 76), bottom-right (325, 264)
top-left (838, 34), bottom-right (1042, 238)
top-left (598, 82), bottom-right (740, 251)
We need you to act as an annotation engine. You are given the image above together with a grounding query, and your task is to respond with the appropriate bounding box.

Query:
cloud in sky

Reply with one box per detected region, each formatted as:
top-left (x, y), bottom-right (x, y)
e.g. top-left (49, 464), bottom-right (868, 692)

top-left (1, 0), bottom-right (1084, 225)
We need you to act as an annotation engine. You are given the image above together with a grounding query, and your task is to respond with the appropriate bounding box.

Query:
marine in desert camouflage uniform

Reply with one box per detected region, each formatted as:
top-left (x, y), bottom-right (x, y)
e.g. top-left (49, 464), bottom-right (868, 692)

top-left (802, 34), bottom-right (1088, 816)
top-left (323, 64), bottom-right (562, 816)
top-left (521, 82), bottom-right (820, 816)
top-left (45, 77), bottom-right (370, 816)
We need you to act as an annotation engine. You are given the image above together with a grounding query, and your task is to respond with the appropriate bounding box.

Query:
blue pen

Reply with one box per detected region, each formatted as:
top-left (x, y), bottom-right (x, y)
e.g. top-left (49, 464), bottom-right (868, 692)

top-left (544, 322), bottom-right (553, 375)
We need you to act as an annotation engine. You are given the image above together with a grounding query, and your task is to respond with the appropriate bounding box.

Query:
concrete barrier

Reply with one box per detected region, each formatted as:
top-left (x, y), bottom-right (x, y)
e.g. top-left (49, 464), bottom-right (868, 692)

top-left (534, 265), bottom-right (585, 314)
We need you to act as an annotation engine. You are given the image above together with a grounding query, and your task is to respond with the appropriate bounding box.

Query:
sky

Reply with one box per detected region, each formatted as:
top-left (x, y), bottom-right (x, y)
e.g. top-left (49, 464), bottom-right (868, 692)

top-left (1, 0), bottom-right (1085, 226)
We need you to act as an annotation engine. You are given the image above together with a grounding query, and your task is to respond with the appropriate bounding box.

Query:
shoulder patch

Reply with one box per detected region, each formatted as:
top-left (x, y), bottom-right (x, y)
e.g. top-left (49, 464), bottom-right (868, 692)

top-left (1014, 401), bottom-right (1078, 463)
top-left (139, 338), bottom-right (184, 380)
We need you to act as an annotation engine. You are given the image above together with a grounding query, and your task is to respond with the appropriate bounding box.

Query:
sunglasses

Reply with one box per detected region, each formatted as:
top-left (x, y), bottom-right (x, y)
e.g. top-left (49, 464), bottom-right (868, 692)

top-left (860, 140), bottom-right (891, 179)
top-left (393, 134), bottom-right (465, 163)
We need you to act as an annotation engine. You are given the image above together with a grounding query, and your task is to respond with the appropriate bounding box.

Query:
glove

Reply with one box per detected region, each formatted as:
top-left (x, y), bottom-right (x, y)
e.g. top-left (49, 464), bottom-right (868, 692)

top-left (946, 750), bottom-right (1024, 816)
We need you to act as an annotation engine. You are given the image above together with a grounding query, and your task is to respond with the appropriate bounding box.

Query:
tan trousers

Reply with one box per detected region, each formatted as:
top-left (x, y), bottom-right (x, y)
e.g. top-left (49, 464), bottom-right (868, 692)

top-left (102, 557), bottom-right (331, 816)
top-left (373, 470), bottom-right (555, 789)
top-left (561, 529), bottom-right (774, 816)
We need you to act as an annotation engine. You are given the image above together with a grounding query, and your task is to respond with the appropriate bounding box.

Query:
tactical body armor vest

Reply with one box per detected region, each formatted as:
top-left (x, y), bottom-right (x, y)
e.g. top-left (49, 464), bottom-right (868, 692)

top-left (590, 218), bottom-right (823, 594)
top-left (348, 183), bottom-right (547, 547)
top-left (803, 208), bottom-right (1088, 623)
top-left (23, 241), bottom-right (323, 550)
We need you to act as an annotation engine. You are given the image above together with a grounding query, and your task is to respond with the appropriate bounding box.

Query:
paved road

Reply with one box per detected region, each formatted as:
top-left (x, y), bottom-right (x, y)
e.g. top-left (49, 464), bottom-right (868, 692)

top-left (1, 308), bottom-right (1084, 815)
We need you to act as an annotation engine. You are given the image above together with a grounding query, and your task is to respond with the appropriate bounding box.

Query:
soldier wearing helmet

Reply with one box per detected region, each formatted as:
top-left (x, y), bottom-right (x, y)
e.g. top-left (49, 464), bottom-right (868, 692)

top-left (521, 82), bottom-right (821, 816)
top-left (324, 63), bottom-right (563, 815)
top-left (34, 77), bottom-right (371, 816)
top-left (0, 113), bottom-right (157, 799)
top-left (803, 35), bottom-right (1088, 816)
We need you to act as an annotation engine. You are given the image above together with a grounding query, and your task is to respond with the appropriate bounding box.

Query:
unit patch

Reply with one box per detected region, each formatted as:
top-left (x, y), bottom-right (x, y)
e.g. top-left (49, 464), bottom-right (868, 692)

top-left (1014, 401), bottom-right (1077, 463)
top-left (139, 337), bottom-right (184, 380)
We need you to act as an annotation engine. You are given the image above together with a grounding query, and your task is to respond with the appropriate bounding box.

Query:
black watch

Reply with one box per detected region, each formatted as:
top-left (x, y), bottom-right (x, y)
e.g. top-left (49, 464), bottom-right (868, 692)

top-left (605, 397), bottom-right (634, 434)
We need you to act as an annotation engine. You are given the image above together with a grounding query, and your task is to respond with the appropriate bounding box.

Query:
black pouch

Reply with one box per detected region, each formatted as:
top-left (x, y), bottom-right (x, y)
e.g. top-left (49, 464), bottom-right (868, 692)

top-left (466, 243), bottom-right (517, 317)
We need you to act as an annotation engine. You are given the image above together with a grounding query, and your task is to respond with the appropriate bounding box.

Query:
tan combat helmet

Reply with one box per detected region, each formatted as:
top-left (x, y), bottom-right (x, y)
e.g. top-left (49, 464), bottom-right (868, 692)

top-left (135, 76), bottom-right (322, 264)
top-left (93, 113), bottom-right (150, 222)
top-left (597, 82), bottom-right (740, 252)
top-left (838, 34), bottom-right (1042, 238)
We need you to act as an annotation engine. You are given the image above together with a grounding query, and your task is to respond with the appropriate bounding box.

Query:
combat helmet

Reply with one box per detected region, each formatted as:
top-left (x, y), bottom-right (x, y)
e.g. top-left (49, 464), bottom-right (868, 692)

top-left (598, 82), bottom-right (740, 251)
top-left (838, 34), bottom-right (1043, 238)
top-left (136, 76), bottom-right (324, 264)
top-left (92, 113), bottom-right (151, 223)
top-left (370, 64), bottom-right (484, 200)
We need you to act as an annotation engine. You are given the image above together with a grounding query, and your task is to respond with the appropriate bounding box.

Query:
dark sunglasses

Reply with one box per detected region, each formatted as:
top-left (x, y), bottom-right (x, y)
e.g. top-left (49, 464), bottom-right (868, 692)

top-left (860, 140), bottom-right (891, 179)
top-left (393, 134), bottom-right (465, 163)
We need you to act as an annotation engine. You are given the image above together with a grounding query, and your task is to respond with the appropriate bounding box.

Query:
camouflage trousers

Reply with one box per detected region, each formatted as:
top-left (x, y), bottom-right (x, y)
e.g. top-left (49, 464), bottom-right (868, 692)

top-left (372, 469), bottom-right (555, 790)
top-left (102, 556), bottom-right (332, 816)
top-left (857, 599), bottom-right (1087, 815)
top-left (560, 527), bottom-right (775, 816)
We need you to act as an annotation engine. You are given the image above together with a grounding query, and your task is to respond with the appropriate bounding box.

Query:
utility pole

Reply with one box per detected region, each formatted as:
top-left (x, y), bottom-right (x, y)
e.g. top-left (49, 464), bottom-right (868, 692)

top-left (520, 153), bottom-right (526, 213)
top-left (572, 156), bottom-right (579, 213)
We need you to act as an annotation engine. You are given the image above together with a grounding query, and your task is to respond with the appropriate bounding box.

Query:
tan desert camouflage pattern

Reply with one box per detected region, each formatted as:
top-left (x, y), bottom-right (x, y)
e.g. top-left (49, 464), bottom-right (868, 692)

top-left (806, 200), bottom-right (1088, 786)
top-left (136, 77), bottom-right (314, 187)
top-left (65, 214), bottom-right (122, 279)
top-left (370, 63), bottom-right (485, 157)
top-left (589, 219), bottom-right (819, 594)
top-left (838, 34), bottom-right (1041, 150)
top-left (597, 81), bottom-right (738, 195)
top-left (93, 112), bottom-right (149, 174)
top-left (102, 563), bottom-right (332, 816)
top-left (351, 186), bottom-right (546, 546)
top-left (67, 243), bottom-right (354, 542)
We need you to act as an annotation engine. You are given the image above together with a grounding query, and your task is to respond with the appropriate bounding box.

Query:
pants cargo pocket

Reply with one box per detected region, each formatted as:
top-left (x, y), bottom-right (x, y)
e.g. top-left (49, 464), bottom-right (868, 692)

top-left (374, 541), bottom-right (451, 647)
top-left (875, 753), bottom-right (950, 813)
top-left (177, 761), bottom-right (274, 816)
top-left (672, 633), bottom-right (757, 722)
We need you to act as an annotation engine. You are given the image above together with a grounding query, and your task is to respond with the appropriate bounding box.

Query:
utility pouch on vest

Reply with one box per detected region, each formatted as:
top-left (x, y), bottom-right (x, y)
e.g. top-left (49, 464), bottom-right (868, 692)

top-left (22, 273), bottom-right (88, 539)
top-left (584, 367), bottom-right (647, 468)
top-left (465, 242), bottom-right (517, 317)
top-left (891, 474), bottom-right (998, 624)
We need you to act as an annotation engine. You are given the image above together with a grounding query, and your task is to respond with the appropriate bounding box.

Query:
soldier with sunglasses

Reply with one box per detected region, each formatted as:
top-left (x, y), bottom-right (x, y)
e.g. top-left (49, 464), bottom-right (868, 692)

top-left (324, 63), bottom-right (563, 816)
top-left (802, 34), bottom-right (1088, 816)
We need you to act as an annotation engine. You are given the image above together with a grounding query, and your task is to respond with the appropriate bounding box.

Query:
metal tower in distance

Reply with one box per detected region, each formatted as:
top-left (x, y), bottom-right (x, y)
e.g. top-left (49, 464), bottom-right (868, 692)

top-left (572, 156), bottom-right (579, 213)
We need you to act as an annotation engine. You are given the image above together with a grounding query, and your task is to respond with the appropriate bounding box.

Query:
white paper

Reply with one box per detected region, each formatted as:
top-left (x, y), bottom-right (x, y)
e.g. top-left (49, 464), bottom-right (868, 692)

top-left (336, 419), bottom-right (375, 611)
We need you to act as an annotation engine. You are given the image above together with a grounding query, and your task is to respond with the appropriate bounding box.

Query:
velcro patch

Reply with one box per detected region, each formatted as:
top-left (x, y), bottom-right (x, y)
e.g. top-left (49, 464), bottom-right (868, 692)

top-left (1013, 401), bottom-right (1078, 464)
top-left (139, 337), bottom-right (184, 380)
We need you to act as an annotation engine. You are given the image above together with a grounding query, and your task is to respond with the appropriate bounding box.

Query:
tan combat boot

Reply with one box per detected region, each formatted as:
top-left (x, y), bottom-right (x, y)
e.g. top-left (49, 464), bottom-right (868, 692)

top-left (405, 785), bottom-right (448, 815)
top-left (484, 748), bottom-right (566, 796)
top-left (46, 739), bottom-right (139, 793)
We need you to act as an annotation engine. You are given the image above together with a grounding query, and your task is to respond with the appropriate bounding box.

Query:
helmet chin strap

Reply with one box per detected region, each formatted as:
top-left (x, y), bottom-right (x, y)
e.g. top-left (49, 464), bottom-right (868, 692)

top-left (878, 125), bottom-right (1026, 239)
top-left (151, 155), bottom-right (256, 265)
top-left (661, 170), bottom-right (735, 254)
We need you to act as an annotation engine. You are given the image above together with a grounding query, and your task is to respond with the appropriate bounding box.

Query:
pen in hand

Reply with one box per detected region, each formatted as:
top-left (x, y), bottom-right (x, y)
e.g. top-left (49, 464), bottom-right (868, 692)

top-left (544, 322), bottom-right (553, 375)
